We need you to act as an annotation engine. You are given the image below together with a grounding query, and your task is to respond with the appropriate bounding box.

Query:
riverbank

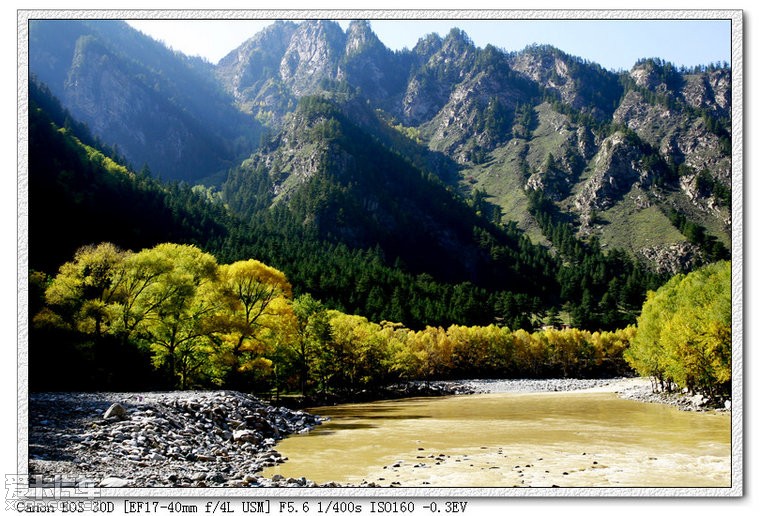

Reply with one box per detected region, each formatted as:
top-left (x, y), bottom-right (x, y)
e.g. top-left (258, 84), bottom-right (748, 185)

top-left (614, 378), bottom-right (732, 412)
top-left (453, 377), bottom-right (633, 394)
top-left (26, 377), bottom-right (729, 489)
top-left (28, 390), bottom-right (338, 488)
top-left (278, 380), bottom-right (480, 408)
top-left (283, 377), bottom-right (645, 408)
top-left (442, 377), bottom-right (731, 412)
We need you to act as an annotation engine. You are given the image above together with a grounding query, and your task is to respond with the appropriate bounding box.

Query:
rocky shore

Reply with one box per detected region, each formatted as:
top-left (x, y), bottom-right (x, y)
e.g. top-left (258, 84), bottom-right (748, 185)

top-left (613, 378), bottom-right (732, 412)
top-left (460, 377), bottom-right (731, 412)
top-left (453, 377), bottom-right (622, 394)
top-left (27, 377), bottom-right (729, 489)
top-left (28, 390), bottom-right (332, 488)
top-left (28, 383), bottom-right (477, 489)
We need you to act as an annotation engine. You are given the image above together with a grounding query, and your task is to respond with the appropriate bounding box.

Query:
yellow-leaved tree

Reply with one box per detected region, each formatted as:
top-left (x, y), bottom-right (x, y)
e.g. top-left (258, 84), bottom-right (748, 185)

top-left (131, 243), bottom-right (219, 389)
top-left (205, 259), bottom-right (293, 390)
top-left (289, 293), bottom-right (332, 395)
top-left (36, 242), bottom-right (129, 338)
top-left (625, 261), bottom-right (731, 397)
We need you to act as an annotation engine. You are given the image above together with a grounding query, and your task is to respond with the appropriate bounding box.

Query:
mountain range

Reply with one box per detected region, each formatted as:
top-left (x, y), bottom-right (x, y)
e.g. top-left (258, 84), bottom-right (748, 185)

top-left (26, 19), bottom-right (732, 331)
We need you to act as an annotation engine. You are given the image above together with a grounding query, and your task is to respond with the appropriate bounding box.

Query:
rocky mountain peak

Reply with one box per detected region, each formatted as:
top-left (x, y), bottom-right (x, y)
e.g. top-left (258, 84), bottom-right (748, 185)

top-left (29, 19), bottom-right (732, 278)
top-left (435, 28), bottom-right (477, 65)
top-left (279, 20), bottom-right (346, 96)
top-left (216, 21), bottom-right (297, 100)
top-left (628, 62), bottom-right (666, 92)
top-left (217, 21), bottom-right (297, 68)
top-left (400, 28), bottom-right (479, 126)
top-left (442, 27), bottom-right (474, 48)
top-left (412, 32), bottom-right (443, 59)
top-left (30, 19), bottom-right (261, 182)
top-left (345, 20), bottom-right (382, 57)
top-left (509, 45), bottom-right (569, 82)
top-left (509, 44), bottom-right (620, 116)
top-left (627, 58), bottom-right (684, 94)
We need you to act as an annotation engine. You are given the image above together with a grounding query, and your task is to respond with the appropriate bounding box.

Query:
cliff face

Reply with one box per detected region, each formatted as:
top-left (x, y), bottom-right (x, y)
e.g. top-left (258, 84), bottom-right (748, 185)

top-left (215, 21), bottom-right (298, 119)
top-left (575, 132), bottom-right (649, 214)
top-left (29, 20), bottom-right (261, 182)
top-left (613, 62), bottom-right (732, 232)
top-left (278, 21), bottom-right (346, 97)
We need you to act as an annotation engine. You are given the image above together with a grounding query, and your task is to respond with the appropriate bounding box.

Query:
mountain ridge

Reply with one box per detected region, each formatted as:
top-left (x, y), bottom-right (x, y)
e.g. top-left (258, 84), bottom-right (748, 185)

top-left (29, 19), bottom-right (262, 182)
top-left (26, 18), bottom-right (732, 330)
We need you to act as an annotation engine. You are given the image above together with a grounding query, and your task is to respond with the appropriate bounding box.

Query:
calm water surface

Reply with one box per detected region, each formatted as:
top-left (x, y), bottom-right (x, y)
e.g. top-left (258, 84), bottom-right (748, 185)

top-left (267, 391), bottom-right (731, 487)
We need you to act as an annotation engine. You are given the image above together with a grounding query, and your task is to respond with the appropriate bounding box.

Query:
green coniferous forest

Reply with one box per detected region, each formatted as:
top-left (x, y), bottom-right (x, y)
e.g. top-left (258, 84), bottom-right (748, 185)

top-left (26, 18), bottom-right (734, 401)
top-left (28, 76), bottom-right (731, 399)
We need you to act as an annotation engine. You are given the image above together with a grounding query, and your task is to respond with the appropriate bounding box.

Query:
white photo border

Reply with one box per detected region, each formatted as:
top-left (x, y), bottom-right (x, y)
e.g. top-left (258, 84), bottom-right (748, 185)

top-left (16, 8), bottom-right (744, 499)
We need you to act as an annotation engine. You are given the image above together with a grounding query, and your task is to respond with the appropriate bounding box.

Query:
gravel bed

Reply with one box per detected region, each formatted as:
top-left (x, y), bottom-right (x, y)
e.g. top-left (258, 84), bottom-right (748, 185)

top-left (445, 377), bottom-right (623, 394)
top-left (459, 377), bottom-right (731, 412)
top-left (616, 380), bottom-right (732, 412)
top-left (28, 390), bottom-right (344, 488)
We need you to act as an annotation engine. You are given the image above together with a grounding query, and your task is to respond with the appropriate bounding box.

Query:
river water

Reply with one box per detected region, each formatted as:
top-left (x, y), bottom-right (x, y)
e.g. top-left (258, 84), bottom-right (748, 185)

top-left (267, 388), bottom-right (731, 488)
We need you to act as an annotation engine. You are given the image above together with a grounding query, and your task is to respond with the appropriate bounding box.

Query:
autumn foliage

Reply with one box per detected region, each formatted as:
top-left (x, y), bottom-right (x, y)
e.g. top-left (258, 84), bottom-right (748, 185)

top-left (32, 242), bottom-right (725, 396)
top-left (624, 261), bottom-right (731, 397)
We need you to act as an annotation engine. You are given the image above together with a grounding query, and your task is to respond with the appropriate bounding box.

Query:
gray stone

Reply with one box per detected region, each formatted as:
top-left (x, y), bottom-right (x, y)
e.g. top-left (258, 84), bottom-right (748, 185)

top-left (207, 472), bottom-right (226, 483)
top-left (99, 477), bottom-right (130, 488)
top-left (30, 390), bottom-right (325, 488)
top-left (103, 403), bottom-right (127, 420)
top-left (232, 429), bottom-right (261, 444)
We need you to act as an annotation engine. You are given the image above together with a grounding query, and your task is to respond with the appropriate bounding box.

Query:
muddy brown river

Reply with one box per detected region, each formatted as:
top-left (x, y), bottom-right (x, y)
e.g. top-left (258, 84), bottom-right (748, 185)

top-left (266, 388), bottom-right (731, 488)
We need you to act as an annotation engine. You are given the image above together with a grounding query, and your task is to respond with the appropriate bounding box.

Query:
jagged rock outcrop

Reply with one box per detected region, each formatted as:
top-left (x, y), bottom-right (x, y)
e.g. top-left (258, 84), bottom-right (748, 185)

top-left (342, 20), bottom-right (401, 102)
top-left (575, 131), bottom-right (648, 216)
top-left (637, 242), bottom-right (704, 275)
top-left (614, 93), bottom-right (729, 179)
top-left (215, 21), bottom-right (298, 118)
top-left (401, 29), bottom-right (478, 126)
top-left (422, 48), bottom-right (538, 163)
top-left (510, 46), bottom-right (580, 107)
top-left (614, 64), bottom-right (731, 225)
top-left (508, 45), bottom-right (622, 119)
top-left (682, 69), bottom-right (731, 119)
top-left (279, 20), bottom-right (346, 96)
top-left (576, 125), bottom-right (598, 160)
top-left (216, 21), bottom-right (298, 101)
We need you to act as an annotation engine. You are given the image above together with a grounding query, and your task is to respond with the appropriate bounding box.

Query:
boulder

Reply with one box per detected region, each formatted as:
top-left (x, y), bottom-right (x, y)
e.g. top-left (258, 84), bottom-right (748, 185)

top-left (103, 403), bottom-right (127, 420)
